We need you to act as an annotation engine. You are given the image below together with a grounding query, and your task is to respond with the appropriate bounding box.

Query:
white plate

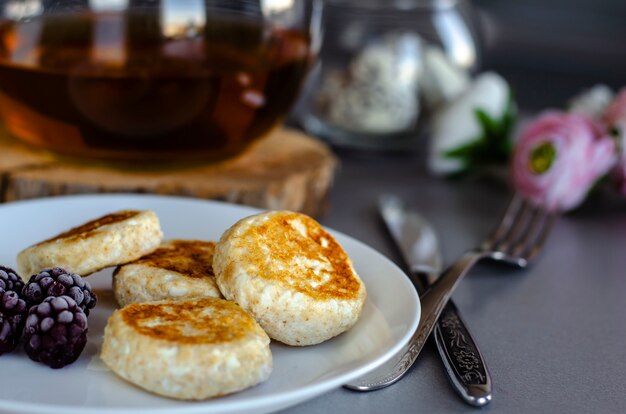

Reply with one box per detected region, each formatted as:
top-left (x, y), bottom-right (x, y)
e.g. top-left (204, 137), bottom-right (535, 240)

top-left (0, 195), bottom-right (420, 414)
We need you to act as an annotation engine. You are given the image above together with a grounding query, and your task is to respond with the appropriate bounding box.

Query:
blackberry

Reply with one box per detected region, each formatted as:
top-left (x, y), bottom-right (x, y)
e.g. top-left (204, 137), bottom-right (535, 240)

top-left (0, 266), bottom-right (24, 293)
top-left (23, 295), bottom-right (88, 368)
top-left (22, 267), bottom-right (97, 315)
top-left (0, 288), bottom-right (28, 355)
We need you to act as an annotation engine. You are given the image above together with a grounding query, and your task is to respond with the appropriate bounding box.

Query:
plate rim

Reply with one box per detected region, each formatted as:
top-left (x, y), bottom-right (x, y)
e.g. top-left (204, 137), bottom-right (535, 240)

top-left (0, 194), bottom-right (421, 414)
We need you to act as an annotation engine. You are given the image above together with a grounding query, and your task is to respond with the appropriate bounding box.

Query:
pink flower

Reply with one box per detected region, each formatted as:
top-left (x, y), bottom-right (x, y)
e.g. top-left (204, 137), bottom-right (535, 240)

top-left (602, 88), bottom-right (626, 195)
top-left (511, 111), bottom-right (617, 211)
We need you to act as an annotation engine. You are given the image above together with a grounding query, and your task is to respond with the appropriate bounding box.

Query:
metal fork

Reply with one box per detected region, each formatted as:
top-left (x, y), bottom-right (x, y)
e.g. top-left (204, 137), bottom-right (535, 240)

top-left (361, 194), bottom-right (557, 398)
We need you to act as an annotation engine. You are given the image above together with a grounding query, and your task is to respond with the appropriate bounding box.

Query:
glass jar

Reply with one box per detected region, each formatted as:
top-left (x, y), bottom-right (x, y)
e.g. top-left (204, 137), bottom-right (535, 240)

top-left (298, 0), bottom-right (481, 151)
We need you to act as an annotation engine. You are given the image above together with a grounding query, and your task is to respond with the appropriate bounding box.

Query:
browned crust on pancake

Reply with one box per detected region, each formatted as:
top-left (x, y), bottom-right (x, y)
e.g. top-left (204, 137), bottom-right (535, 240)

top-left (235, 212), bottom-right (361, 300)
top-left (132, 240), bottom-right (214, 279)
top-left (120, 298), bottom-right (257, 345)
top-left (43, 210), bottom-right (140, 243)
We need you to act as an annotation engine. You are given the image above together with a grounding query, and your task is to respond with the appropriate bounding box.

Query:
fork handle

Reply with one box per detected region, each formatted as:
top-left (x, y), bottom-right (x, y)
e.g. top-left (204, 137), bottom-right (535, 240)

top-left (344, 252), bottom-right (485, 393)
top-left (414, 270), bottom-right (492, 407)
top-left (408, 251), bottom-right (486, 382)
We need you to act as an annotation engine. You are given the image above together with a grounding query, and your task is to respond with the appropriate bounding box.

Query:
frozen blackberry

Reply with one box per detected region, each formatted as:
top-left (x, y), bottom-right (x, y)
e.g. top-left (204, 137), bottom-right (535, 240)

top-left (22, 267), bottom-right (97, 315)
top-left (23, 295), bottom-right (88, 369)
top-left (0, 266), bottom-right (24, 293)
top-left (0, 288), bottom-right (28, 355)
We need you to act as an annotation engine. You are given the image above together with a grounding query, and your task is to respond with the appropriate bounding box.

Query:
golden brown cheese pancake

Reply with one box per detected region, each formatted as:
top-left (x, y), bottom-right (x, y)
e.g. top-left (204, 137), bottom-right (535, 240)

top-left (214, 210), bottom-right (367, 346)
top-left (100, 297), bottom-right (272, 400)
top-left (113, 239), bottom-right (222, 306)
top-left (17, 210), bottom-right (163, 278)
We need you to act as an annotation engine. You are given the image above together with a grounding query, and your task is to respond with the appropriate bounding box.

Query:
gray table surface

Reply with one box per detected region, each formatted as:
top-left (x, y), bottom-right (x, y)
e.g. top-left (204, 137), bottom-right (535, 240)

top-left (277, 150), bottom-right (626, 413)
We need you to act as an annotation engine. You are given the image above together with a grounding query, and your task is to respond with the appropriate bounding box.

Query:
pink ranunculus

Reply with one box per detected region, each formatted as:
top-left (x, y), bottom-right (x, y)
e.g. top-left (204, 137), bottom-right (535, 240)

top-left (511, 111), bottom-right (617, 212)
top-left (602, 88), bottom-right (626, 195)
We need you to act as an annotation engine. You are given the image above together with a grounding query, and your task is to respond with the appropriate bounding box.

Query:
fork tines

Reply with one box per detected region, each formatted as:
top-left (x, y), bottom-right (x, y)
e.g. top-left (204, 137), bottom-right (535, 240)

top-left (481, 194), bottom-right (558, 267)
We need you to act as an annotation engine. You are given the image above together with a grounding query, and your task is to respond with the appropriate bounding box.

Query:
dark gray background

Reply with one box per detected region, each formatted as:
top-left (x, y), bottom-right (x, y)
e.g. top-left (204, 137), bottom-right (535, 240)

top-left (474, 0), bottom-right (626, 109)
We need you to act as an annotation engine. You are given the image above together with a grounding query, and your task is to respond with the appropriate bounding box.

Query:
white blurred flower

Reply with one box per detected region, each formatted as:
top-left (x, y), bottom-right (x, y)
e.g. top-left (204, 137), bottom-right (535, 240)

top-left (568, 84), bottom-right (614, 119)
top-left (428, 72), bottom-right (513, 176)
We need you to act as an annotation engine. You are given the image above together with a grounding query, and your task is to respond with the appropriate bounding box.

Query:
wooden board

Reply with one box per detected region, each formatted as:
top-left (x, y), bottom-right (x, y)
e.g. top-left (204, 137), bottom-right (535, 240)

top-left (0, 127), bottom-right (338, 217)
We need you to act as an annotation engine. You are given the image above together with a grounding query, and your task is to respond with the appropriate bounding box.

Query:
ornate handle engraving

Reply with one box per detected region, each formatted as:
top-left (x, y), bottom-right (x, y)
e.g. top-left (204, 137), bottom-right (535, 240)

top-left (436, 304), bottom-right (487, 385)
top-left (432, 301), bottom-right (492, 406)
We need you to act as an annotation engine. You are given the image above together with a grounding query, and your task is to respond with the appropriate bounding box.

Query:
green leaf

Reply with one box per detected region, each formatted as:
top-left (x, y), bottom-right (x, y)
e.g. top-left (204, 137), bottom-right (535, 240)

top-left (442, 92), bottom-right (517, 176)
top-left (444, 139), bottom-right (484, 158)
top-left (475, 108), bottom-right (499, 137)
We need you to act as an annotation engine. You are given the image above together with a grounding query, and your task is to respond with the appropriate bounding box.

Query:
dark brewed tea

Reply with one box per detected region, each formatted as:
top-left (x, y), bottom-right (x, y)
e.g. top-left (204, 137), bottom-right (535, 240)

top-left (0, 10), bottom-right (311, 161)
